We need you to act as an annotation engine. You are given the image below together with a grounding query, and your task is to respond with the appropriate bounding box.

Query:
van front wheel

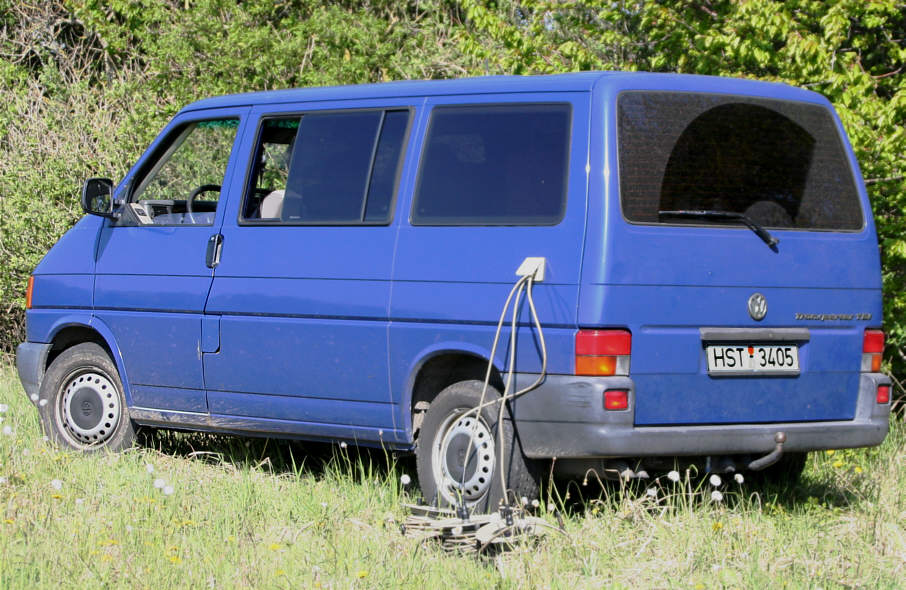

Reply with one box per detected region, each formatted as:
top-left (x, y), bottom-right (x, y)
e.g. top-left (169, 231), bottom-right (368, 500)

top-left (38, 343), bottom-right (135, 452)
top-left (415, 380), bottom-right (539, 513)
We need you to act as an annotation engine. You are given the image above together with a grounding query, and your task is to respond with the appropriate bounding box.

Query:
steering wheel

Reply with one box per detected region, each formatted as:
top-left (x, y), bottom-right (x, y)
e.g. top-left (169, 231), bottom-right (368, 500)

top-left (186, 184), bottom-right (221, 223)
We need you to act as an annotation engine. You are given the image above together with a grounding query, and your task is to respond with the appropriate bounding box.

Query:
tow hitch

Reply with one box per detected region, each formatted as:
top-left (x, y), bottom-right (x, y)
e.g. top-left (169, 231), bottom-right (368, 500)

top-left (748, 432), bottom-right (787, 471)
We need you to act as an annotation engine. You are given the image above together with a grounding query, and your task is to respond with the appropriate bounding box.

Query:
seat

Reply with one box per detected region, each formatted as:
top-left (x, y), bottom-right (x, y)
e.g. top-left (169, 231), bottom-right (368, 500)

top-left (259, 189), bottom-right (285, 219)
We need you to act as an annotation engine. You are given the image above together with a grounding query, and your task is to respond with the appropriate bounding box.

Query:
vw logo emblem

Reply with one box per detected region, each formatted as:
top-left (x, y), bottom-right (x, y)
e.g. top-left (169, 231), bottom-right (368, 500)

top-left (748, 293), bottom-right (767, 321)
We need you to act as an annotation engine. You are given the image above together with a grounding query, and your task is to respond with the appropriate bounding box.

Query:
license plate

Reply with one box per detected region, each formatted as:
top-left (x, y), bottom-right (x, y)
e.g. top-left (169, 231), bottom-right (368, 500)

top-left (706, 344), bottom-right (799, 375)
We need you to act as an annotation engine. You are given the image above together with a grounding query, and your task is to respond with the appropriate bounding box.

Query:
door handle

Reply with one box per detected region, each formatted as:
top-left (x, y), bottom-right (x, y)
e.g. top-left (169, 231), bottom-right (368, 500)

top-left (205, 233), bottom-right (224, 268)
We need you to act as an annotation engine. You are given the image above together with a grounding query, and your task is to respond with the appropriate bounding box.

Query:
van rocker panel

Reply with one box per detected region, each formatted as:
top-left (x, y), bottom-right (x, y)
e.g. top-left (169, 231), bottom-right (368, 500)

top-left (510, 373), bottom-right (890, 459)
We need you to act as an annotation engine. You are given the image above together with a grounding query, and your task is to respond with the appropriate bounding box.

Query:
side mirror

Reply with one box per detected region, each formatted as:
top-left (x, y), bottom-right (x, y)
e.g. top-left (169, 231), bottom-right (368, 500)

top-left (81, 178), bottom-right (115, 217)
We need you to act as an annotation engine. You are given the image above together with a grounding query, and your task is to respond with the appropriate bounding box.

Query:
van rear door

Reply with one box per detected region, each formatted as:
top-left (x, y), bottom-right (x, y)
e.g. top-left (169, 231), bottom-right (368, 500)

top-left (586, 88), bottom-right (881, 426)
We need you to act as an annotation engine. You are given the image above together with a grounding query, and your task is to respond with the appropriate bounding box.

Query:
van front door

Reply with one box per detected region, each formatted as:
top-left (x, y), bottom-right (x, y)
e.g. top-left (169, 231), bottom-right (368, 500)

top-left (93, 108), bottom-right (248, 415)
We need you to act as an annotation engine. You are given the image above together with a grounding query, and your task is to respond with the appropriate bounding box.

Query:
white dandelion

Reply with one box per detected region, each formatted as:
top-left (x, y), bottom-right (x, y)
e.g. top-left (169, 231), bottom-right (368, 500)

top-left (145, 463), bottom-right (155, 474)
top-left (531, 499), bottom-right (540, 508)
top-left (709, 474), bottom-right (722, 487)
top-left (163, 485), bottom-right (174, 496)
top-left (734, 473), bottom-right (745, 484)
top-left (0, 403), bottom-right (7, 412)
top-left (711, 490), bottom-right (724, 503)
top-left (51, 479), bottom-right (62, 490)
top-left (2, 426), bottom-right (12, 436)
top-left (667, 470), bottom-right (680, 482)
top-left (30, 394), bottom-right (39, 402)
top-left (646, 487), bottom-right (658, 497)
top-left (75, 498), bottom-right (84, 505)
top-left (399, 474), bottom-right (411, 486)
top-left (39, 399), bottom-right (48, 407)
top-left (339, 441), bottom-right (348, 449)
top-left (0, 476), bottom-right (7, 485)
top-left (153, 478), bottom-right (165, 489)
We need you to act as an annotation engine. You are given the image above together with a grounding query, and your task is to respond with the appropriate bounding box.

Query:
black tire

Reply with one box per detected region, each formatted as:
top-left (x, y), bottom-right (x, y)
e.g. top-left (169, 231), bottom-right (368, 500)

top-left (37, 342), bottom-right (136, 452)
top-left (751, 452), bottom-right (808, 486)
top-left (415, 380), bottom-right (540, 513)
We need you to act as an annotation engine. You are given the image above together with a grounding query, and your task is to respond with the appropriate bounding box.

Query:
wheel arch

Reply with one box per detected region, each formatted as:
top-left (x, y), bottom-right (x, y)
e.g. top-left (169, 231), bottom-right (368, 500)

top-left (42, 316), bottom-right (135, 407)
top-left (402, 345), bottom-right (505, 443)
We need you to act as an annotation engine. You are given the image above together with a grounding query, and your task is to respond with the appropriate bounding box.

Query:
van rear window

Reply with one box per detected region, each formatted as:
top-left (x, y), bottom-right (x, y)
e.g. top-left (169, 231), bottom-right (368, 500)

top-left (617, 92), bottom-right (863, 231)
top-left (412, 104), bottom-right (571, 226)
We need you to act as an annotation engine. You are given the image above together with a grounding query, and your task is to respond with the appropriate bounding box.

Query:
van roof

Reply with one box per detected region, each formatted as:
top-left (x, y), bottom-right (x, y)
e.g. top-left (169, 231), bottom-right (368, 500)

top-left (181, 72), bottom-right (827, 112)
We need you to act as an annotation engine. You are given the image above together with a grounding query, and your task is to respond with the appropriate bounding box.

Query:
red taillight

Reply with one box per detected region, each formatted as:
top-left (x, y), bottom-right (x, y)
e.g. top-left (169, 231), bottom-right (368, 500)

top-left (576, 330), bottom-right (631, 355)
top-left (25, 276), bottom-right (34, 310)
top-left (575, 329), bottom-right (631, 376)
top-left (877, 385), bottom-right (890, 404)
top-left (604, 389), bottom-right (629, 410)
top-left (862, 329), bottom-right (885, 372)
top-left (863, 330), bottom-right (885, 353)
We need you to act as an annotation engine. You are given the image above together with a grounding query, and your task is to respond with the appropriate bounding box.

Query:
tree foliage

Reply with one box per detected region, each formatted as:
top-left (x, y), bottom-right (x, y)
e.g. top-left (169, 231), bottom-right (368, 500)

top-left (456, 0), bottom-right (906, 375)
top-left (1, 0), bottom-right (904, 376)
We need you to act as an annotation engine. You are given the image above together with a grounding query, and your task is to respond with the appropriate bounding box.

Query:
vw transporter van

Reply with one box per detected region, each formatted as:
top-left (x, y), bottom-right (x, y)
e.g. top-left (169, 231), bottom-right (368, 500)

top-left (16, 73), bottom-right (891, 509)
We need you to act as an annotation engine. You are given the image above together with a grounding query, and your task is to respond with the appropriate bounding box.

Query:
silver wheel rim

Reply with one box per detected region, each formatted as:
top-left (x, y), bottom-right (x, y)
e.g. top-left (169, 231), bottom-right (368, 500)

top-left (58, 370), bottom-right (121, 446)
top-left (432, 409), bottom-right (496, 506)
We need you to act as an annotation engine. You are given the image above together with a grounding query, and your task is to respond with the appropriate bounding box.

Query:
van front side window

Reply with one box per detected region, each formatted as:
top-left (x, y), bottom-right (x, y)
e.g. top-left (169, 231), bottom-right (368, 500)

top-left (129, 118), bottom-right (238, 226)
top-left (242, 110), bottom-right (410, 224)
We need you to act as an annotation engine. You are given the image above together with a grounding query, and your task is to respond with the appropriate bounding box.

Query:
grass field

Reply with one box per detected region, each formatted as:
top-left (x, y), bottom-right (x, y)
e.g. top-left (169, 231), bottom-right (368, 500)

top-left (1, 365), bottom-right (904, 589)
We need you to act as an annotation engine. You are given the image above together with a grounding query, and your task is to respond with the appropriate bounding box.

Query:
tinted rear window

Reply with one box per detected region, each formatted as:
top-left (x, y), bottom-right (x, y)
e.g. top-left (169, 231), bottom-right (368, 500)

top-left (618, 92), bottom-right (863, 231)
top-left (412, 104), bottom-right (571, 225)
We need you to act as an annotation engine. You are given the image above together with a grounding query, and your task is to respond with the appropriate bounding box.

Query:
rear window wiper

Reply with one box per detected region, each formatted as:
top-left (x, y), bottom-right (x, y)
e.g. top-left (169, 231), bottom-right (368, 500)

top-left (658, 209), bottom-right (779, 249)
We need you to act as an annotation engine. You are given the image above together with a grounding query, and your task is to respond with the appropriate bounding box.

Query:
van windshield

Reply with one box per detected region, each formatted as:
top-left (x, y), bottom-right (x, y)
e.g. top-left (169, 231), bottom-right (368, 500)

top-left (617, 92), bottom-right (864, 231)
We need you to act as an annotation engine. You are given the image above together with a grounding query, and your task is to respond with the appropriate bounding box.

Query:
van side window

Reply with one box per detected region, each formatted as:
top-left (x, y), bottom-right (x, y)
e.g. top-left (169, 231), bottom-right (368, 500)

top-left (411, 104), bottom-right (571, 226)
top-left (618, 92), bottom-right (864, 231)
top-left (128, 119), bottom-right (238, 226)
top-left (242, 110), bottom-right (410, 224)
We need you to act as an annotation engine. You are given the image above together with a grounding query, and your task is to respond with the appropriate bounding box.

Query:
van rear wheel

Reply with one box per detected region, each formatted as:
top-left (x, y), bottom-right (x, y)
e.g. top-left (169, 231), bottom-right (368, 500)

top-left (415, 380), bottom-right (539, 513)
top-left (38, 343), bottom-right (135, 452)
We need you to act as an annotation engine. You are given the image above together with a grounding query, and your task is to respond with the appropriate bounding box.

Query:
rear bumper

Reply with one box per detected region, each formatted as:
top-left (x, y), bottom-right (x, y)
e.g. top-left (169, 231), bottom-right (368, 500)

top-left (16, 342), bottom-right (52, 403)
top-left (510, 372), bottom-right (891, 459)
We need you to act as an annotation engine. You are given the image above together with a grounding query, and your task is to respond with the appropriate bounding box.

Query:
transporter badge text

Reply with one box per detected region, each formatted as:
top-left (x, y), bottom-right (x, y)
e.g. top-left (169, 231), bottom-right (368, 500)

top-left (794, 312), bottom-right (873, 321)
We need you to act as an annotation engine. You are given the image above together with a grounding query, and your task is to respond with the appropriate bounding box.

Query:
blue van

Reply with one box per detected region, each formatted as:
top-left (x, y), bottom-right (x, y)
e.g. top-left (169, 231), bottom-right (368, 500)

top-left (16, 73), bottom-right (891, 510)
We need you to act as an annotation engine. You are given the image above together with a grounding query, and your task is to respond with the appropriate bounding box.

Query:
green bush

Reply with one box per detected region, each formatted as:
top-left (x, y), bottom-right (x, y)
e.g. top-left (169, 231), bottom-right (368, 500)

top-left (0, 0), bottom-right (476, 354)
